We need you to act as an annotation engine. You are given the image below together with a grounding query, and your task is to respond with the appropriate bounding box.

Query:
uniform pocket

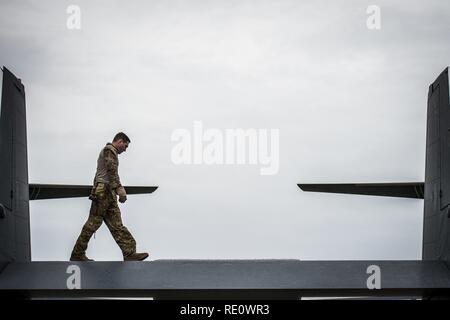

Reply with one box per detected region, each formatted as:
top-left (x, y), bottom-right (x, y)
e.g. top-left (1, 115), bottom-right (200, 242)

top-left (95, 183), bottom-right (106, 193)
top-left (94, 184), bottom-right (107, 201)
top-left (110, 188), bottom-right (117, 200)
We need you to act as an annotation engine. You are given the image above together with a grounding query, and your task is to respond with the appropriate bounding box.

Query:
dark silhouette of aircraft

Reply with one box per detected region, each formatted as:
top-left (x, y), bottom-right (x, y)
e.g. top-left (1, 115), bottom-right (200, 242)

top-left (1, 66), bottom-right (449, 300)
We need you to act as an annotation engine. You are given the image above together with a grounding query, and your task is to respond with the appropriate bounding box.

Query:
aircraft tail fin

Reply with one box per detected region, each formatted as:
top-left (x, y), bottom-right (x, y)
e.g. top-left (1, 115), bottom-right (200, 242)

top-left (0, 67), bottom-right (31, 262)
top-left (422, 68), bottom-right (450, 260)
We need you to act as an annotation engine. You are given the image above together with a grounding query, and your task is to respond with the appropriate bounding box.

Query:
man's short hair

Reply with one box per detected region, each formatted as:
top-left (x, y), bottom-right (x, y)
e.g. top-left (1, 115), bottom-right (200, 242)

top-left (113, 132), bottom-right (131, 143)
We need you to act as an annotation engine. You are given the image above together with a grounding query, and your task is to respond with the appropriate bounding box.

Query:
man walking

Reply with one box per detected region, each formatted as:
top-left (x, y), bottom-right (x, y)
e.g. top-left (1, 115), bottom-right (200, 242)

top-left (70, 132), bottom-right (149, 261)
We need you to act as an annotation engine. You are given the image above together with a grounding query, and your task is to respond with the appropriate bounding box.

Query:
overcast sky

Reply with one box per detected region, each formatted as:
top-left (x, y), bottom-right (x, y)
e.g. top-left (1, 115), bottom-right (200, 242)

top-left (1, 0), bottom-right (449, 261)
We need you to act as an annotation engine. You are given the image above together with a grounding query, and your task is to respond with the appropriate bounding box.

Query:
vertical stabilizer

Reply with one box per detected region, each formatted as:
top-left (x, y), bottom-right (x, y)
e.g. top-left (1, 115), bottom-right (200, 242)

top-left (0, 67), bottom-right (31, 262)
top-left (423, 68), bottom-right (450, 261)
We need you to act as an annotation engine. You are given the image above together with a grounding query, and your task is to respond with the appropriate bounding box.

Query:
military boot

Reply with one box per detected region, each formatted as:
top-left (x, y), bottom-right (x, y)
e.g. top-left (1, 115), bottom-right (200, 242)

top-left (124, 252), bottom-right (149, 261)
top-left (70, 254), bottom-right (94, 261)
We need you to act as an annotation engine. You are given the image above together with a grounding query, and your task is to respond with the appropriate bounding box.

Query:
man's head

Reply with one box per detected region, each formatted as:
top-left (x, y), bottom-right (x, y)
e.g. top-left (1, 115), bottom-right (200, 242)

top-left (112, 132), bottom-right (130, 154)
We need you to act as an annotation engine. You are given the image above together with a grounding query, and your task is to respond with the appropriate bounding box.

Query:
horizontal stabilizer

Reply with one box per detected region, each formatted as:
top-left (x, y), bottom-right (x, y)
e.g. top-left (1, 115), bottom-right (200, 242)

top-left (29, 184), bottom-right (158, 200)
top-left (0, 260), bottom-right (449, 299)
top-left (298, 182), bottom-right (424, 199)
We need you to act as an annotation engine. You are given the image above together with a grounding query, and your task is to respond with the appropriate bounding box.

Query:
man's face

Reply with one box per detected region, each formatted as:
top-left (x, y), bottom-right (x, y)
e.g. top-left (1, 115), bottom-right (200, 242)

top-left (116, 139), bottom-right (129, 154)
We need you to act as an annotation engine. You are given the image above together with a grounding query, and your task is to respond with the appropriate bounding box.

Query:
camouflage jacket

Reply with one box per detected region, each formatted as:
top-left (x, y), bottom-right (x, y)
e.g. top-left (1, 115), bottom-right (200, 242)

top-left (93, 143), bottom-right (122, 190)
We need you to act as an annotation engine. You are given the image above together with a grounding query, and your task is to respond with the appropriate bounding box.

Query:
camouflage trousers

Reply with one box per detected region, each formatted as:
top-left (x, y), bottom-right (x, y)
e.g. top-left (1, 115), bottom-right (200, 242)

top-left (71, 183), bottom-right (136, 257)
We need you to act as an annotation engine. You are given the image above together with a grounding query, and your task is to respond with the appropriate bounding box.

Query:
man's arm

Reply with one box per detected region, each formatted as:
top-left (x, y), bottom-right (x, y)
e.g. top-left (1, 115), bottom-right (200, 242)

top-left (104, 149), bottom-right (127, 202)
top-left (104, 149), bottom-right (122, 189)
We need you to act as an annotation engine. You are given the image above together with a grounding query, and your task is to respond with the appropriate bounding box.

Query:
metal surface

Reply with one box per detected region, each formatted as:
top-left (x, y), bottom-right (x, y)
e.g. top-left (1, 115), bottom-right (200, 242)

top-left (0, 203), bottom-right (5, 219)
top-left (298, 183), bottom-right (424, 199)
top-left (0, 260), bottom-right (449, 299)
top-left (0, 67), bottom-right (31, 263)
top-left (29, 184), bottom-right (158, 200)
top-left (423, 68), bottom-right (450, 261)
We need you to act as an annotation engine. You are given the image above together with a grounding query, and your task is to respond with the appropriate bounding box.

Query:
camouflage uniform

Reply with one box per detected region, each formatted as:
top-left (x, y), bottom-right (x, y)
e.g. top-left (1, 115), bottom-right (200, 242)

top-left (71, 143), bottom-right (136, 258)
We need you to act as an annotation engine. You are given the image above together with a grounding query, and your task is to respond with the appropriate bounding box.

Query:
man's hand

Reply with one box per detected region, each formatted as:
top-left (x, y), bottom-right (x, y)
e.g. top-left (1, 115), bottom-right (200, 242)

top-left (116, 186), bottom-right (127, 203)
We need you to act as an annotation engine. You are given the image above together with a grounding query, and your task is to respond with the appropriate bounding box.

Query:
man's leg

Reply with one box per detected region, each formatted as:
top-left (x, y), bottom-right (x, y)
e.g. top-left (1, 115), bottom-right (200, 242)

top-left (71, 201), bottom-right (104, 258)
top-left (104, 203), bottom-right (137, 258)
